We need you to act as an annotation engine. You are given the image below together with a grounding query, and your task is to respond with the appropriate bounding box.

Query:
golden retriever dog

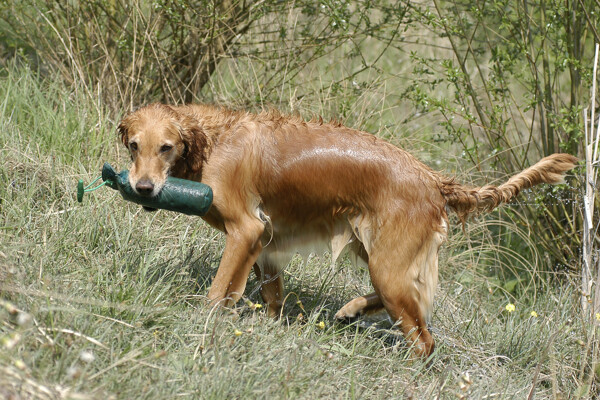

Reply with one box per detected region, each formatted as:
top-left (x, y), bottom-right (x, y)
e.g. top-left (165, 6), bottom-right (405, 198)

top-left (118, 103), bottom-right (577, 357)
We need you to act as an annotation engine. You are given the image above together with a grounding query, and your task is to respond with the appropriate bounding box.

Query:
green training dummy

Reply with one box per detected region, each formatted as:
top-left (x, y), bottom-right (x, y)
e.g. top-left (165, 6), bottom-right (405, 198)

top-left (77, 163), bottom-right (213, 216)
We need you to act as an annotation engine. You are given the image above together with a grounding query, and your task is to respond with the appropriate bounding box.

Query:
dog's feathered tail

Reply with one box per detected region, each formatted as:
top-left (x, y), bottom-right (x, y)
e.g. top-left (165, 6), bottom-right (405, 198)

top-left (441, 153), bottom-right (578, 222)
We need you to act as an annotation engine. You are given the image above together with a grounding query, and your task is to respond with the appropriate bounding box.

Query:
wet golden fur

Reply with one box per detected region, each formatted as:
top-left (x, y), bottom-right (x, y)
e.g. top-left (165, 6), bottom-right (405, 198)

top-left (118, 103), bottom-right (577, 357)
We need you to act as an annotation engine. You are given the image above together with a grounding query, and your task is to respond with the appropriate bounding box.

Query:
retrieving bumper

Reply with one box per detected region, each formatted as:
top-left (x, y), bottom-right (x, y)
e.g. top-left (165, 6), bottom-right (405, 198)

top-left (77, 163), bottom-right (213, 216)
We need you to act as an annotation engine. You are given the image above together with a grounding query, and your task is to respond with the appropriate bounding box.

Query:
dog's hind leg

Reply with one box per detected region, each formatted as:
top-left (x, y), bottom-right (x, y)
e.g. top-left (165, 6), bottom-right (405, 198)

top-left (370, 258), bottom-right (434, 357)
top-left (253, 250), bottom-right (291, 317)
top-left (367, 218), bottom-right (445, 357)
top-left (335, 240), bottom-right (385, 319)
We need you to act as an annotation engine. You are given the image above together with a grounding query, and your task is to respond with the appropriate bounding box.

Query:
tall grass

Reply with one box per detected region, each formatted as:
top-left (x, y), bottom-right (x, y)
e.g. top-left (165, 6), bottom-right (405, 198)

top-left (0, 62), bottom-right (598, 399)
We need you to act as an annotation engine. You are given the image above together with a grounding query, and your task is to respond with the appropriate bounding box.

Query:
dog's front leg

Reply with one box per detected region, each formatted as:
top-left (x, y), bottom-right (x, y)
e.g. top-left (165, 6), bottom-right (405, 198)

top-left (207, 217), bottom-right (264, 307)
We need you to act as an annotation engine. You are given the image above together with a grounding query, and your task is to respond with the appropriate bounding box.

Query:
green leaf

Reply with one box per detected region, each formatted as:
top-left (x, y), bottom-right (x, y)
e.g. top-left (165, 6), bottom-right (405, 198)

top-left (503, 279), bottom-right (521, 294)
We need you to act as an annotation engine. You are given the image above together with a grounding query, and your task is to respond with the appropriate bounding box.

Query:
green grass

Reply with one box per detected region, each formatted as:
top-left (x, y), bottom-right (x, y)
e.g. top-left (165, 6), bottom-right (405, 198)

top-left (0, 65), bottom-right (598, 399)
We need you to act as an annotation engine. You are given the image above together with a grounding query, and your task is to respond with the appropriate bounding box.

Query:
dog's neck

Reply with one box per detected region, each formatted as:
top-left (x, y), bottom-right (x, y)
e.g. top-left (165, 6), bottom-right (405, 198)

top-left (183, 104), bottom-right (244, 157)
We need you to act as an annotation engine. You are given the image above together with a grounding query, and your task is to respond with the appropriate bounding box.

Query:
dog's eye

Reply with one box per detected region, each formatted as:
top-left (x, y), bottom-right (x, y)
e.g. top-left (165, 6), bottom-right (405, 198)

top-left (129, 142), bottom-right (138, 151)
top-left (160, 144), bottom-right (173, 153)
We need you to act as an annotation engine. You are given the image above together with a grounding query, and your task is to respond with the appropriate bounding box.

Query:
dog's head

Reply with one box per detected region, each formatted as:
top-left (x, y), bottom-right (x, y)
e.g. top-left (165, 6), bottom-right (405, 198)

top-left (118, 104), bottom-right (207, 198)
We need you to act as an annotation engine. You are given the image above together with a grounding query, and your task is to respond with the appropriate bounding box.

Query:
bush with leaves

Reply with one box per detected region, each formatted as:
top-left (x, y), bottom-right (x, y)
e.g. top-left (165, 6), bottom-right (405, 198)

top-left (403, 0), bottom-right (595, 270)
top-left (0, 0), bottom-right (410, 111)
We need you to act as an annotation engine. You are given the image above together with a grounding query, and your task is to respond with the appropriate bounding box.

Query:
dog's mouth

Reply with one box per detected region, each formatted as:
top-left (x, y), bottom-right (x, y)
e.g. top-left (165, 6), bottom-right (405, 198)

top-left (130, 173), bottom-right (168, 197)
top-left (133, 182), bottom-right (162, 212)
top-left (129, 170), bottom-right (170, 211)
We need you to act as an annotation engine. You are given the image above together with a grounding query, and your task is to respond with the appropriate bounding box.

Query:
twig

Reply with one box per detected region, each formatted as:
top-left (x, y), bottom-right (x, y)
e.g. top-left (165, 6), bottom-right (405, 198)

top-left (87, 349), bottom-right (143, 381)
top-left (37, 327), bottom-right (108, 350)
top-left (527, 328), bottom-right (561, 400)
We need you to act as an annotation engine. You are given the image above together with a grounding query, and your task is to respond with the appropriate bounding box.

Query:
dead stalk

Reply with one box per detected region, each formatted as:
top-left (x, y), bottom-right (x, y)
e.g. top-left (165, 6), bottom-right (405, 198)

top-left (582, 43), bottom-right (599, 316)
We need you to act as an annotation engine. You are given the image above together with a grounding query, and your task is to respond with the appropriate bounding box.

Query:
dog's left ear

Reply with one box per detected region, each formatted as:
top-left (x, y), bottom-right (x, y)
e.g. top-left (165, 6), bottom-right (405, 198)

top-left (177, 114), bottom-right (208, 176)
top-left (117, 116), bottom-right (132, 148)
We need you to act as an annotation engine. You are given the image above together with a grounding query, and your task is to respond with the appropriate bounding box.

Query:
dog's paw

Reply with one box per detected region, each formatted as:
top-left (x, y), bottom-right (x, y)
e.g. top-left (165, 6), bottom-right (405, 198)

top-left (334, 307), bottom-right (359, 322)
top-left (142, 206), bottom-right (158, 212)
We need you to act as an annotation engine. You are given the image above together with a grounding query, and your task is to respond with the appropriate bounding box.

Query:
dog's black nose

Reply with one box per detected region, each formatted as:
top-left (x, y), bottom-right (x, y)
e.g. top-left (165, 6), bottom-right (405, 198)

top-left (135, 180), bottom-right (155, 196)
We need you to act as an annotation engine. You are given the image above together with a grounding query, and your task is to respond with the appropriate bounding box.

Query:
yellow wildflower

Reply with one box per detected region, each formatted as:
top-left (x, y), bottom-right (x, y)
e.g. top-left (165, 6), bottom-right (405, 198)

top-left (505, 303), bottom-right (516, 313)
top-left (530, 311), bottom-right (538, 318)
top-left (595, 313), bottom-right (600, 322)
top-left (316, 321), bottom-right (325, 330)
top-left (233, 329), bottom-right (243, 337)
top-left (244, 300), bottom-right (262, 310)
